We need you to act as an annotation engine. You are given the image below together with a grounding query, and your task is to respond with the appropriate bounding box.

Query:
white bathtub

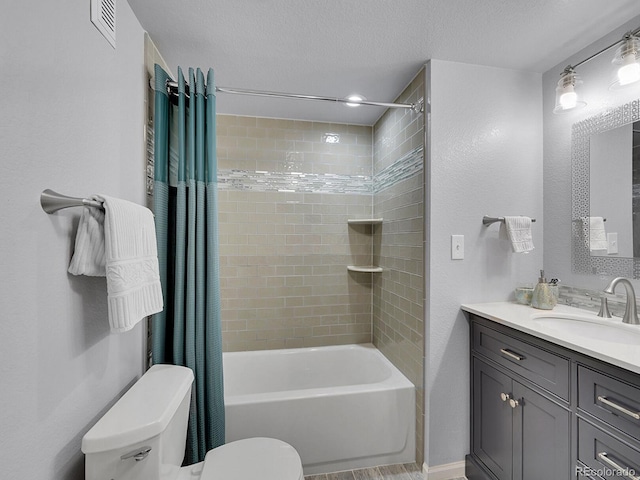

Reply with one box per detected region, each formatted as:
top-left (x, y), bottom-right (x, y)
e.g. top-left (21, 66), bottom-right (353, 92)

top-left (223, 343), bottom-right (415, 475)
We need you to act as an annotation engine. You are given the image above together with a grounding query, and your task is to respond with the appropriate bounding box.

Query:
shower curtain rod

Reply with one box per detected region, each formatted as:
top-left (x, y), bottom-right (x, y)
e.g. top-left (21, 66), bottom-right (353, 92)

top-left (165, 81), bottom-right (424, 113)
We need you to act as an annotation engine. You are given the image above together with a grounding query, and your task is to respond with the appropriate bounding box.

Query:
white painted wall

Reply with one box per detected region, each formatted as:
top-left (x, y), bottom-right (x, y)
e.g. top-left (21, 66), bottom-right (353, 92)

top-left (0, 2), bottom-right (147, 478)
top-left (543, 15), bottom-right (640, 291)
top-left (424, 60), bottom-right (543, 468)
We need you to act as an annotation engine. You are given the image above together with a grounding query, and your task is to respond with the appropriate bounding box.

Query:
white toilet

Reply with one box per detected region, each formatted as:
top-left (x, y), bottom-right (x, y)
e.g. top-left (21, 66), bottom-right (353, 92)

top-left (82, 364), bottom-right (303, 480)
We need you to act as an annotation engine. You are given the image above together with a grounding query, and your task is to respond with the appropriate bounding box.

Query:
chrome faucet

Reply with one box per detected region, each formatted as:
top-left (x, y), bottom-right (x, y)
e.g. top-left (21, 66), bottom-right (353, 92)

top-left (603, 277), bottom-right (640, 325)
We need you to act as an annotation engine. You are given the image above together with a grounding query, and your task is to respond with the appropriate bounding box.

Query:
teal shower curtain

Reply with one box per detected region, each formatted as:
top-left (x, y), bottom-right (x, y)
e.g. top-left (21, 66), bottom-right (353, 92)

top-left (151, 64), bottom-right (225, 464)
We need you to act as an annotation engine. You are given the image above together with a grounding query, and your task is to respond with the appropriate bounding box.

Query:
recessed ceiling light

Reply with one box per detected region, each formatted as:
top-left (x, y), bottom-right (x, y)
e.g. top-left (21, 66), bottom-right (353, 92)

top-left (345, 94), bottom-right (365, 107)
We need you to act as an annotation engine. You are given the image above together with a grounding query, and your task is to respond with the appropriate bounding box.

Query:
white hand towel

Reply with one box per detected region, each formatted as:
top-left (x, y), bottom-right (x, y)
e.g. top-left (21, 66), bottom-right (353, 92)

top-left (586, 216), bottom-right (608, 251)
top-left (68, 195), bottom-right (163, 332)
top-left (502, 216), bottom-right (534, 253)
top-left (68, 206), bottom-right (106, 276)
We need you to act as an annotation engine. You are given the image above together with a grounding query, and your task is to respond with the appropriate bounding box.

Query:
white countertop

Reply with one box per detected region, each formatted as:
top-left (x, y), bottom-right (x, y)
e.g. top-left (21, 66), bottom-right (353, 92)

top-left (461, 302), bottom-right (640, 375)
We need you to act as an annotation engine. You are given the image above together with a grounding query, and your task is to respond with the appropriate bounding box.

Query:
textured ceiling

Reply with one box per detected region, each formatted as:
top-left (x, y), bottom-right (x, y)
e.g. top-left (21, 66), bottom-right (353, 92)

top-left (128, 0), bottom-right (640, 125)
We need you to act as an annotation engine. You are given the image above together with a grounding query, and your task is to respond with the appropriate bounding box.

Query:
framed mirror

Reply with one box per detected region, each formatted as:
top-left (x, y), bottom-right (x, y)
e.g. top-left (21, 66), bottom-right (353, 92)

top-left (572, 99), bottom-right (640, 278)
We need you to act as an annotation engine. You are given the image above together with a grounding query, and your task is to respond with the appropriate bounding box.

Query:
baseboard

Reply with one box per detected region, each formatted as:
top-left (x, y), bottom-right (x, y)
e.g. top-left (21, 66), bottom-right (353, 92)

top-left (422, 460), bottom-right (467, 480)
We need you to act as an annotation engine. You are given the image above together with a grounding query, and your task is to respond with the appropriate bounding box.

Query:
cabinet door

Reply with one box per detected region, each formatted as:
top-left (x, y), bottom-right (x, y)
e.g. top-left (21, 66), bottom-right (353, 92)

top-left (473, 359), bottom-right (514, 480)
top-left (512, 382), bottom-right (571, 480)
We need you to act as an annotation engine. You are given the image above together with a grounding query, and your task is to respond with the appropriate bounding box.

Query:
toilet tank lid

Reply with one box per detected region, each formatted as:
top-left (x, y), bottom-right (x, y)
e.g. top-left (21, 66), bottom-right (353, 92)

top-left (82, 364), bottom-right (194, 454)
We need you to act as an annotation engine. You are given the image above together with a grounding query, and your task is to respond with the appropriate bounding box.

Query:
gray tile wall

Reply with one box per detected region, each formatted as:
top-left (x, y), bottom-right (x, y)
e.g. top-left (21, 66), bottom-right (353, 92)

top-left (372, 68), bottom-right (425, 465)
top-left (217, 115), bottom-right (374, 351)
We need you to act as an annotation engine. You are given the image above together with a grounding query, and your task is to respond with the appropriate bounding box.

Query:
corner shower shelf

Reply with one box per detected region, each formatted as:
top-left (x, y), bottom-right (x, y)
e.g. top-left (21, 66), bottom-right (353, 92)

top-left (347, 218), bottom-right (383, 225)
top-left (347, 265), bottom-right (383, 273)
top-left (347, 218), bottom-right (383, 274)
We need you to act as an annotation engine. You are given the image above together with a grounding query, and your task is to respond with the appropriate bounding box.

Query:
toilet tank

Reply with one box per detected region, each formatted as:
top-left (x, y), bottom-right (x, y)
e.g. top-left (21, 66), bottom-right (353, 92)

top-left (82, 364), bottom-right (194, 480)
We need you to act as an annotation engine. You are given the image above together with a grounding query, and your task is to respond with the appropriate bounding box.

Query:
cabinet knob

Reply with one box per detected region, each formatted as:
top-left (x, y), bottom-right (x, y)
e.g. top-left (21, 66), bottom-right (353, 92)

top-left (509, 398), bottom-right (520, 409)
top-left (500, 392), bottom-right (511, 402)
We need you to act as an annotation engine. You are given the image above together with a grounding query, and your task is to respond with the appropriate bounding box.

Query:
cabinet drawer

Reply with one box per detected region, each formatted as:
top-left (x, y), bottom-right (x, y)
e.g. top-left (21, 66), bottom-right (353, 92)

top-left (578, 419), bottom-right (640, 480)
top-left (579, 366), bottom-right (640, 441)
top-left (473, 323), bottom-right (570, 400)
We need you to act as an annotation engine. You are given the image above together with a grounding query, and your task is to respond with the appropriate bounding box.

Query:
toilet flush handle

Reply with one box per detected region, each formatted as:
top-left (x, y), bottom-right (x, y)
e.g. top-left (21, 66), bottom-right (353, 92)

top-left (121, 446), bottom-right (152, 462)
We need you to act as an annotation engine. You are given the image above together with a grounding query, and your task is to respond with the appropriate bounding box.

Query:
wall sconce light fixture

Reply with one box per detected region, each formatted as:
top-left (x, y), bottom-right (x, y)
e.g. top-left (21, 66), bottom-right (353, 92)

top-left (553, 28), bottom-right (640, 114)
top-left (611, 33), bottom-right (640, 88)
top-left (554, 67), bottom-right (586, 114)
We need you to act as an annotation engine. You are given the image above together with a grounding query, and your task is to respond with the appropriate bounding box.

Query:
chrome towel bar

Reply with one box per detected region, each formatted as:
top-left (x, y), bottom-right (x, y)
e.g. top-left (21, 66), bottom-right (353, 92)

top-left (40, 189), bottom-right (103, 214)
top-left (482, 215), bottom-right (537, 226)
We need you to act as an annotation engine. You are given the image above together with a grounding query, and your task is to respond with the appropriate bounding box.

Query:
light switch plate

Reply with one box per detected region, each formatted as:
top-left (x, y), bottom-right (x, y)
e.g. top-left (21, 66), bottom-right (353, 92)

top-left (451, 235), bottom-right (464, 260)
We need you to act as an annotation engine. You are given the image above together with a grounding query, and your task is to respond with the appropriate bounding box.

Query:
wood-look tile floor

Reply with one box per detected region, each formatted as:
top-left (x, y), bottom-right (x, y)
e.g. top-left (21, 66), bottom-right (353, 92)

top-left (304, 463), bottom-right (467, 480)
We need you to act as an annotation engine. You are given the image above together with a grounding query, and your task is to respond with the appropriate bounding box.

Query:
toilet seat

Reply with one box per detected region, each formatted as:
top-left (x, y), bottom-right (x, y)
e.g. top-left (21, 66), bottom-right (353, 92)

top-left (199, 437), bottom-right (303, 480)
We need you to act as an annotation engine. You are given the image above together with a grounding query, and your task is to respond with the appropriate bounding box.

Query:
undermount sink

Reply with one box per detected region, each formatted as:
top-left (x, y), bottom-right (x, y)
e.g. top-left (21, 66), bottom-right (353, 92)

top-left (529, 313), bottom-right (640, 345)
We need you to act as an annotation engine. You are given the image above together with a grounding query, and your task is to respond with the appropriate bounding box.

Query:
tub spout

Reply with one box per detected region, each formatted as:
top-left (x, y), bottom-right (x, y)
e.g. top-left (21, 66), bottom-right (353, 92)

top-left (603, 277), bottom-right (640, 325)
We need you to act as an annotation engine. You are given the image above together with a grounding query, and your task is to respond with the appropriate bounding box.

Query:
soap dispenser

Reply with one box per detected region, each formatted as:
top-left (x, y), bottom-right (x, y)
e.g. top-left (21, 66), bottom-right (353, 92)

top-left (531, 269), bottom-right (557, 310)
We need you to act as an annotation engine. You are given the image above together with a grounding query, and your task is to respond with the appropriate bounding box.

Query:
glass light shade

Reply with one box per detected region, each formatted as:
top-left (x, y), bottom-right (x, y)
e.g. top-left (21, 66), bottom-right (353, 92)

top-left (618, 61), bottom-right (640, 86)
top-left (610, 35), bottom-right (640, 89)
top-left (553, 69), bottom-right (586, 114)
top-left (559, 89), bottom-right (578, 109)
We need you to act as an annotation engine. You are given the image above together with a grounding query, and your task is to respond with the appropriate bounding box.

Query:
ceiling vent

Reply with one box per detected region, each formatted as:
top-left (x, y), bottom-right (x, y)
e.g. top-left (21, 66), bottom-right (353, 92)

top-left (91, 0), bottom-right (116, 48)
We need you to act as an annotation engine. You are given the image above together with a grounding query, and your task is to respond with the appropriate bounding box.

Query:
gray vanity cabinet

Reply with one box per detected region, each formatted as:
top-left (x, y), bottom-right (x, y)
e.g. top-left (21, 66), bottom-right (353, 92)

top-left (473, 358), bottom-right (570, 480)
top-left (473, 359), bottom-right (513, 480)
top-left (512, 381), bottom-right (570, 479)
top-left (469, 315), bottom-right (571, 480)
top-left (467, 313), bottom-right (640, 480)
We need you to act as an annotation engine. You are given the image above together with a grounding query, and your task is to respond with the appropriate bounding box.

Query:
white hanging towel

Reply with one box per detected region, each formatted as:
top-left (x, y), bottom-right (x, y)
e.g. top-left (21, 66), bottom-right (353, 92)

top-left (68, 195), bottom-right (163, 332)
top-left (68, 206), bottom-right (106, 276)
top-left (502, 216), bottom-right (534, 253)
top-left (585, 217), bottom-right (608, 251)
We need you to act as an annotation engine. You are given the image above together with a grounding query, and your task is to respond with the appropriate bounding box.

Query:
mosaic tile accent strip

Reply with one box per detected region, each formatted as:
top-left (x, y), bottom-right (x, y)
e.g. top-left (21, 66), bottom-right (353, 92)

top-left (216, 145), bottom-right (423, 195)
top-left (557, 285), bottom-right (639, 318)
top-left (217, 169), bottom-right (372, 195)
top-left (373, 146), bottom-right (423, 194)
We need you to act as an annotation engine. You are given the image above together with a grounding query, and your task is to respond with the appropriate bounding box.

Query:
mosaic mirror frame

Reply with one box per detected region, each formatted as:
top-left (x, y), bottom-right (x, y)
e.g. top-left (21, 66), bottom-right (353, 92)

top-left (572, 98), bottom-right (640, 278)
